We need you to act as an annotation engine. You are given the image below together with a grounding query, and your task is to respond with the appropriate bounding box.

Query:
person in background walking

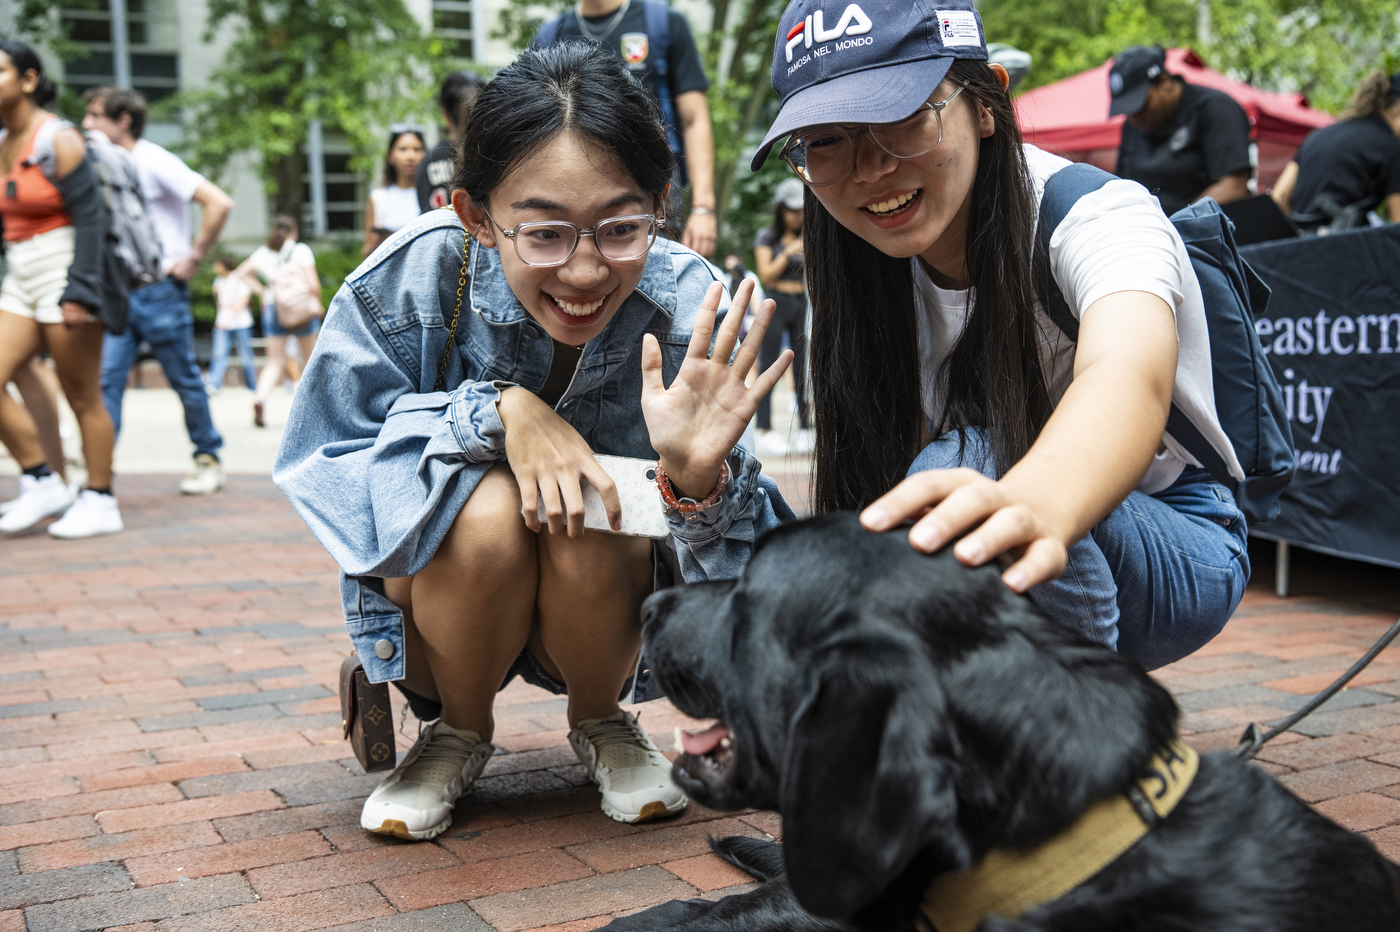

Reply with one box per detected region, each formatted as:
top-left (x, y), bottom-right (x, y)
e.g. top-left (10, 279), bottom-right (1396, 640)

top-left (1271, 70), bottom-right (1400, 233)
top-left (238, 215), bottom-right (319, 428)
top-left (752, 178), bottom-right (811, 456)
top-left (205, 254), bottom-right (258, 394)
top-left (534, 0), bottom-right (718, 257)
top-left (417, 72), bottom-right (483, 213)
top-left (83, 87), bottom-right (233, 496)
top-left (363, 126), bottom-right (425, 257)
top-left (1109, 45), bottom-right (1251, 216)
top-left (0, 41), bottom-right (121, 537)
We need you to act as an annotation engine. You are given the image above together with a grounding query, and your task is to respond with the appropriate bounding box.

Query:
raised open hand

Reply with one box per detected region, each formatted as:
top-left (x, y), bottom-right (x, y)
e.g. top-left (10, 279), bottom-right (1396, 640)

top-left (641, 280), bottom-right (793, 499)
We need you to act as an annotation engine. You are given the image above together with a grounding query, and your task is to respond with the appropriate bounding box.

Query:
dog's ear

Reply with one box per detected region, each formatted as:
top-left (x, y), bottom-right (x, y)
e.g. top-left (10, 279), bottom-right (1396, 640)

top-left (779, 641), bottom-right (969, 921)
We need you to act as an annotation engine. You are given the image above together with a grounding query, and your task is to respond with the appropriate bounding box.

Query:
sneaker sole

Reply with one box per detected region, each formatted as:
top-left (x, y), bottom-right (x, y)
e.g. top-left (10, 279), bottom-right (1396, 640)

top-left (364, 816), bottom-right (451, 841)
top-left (49, 525), bottom-right (124, 540)
top-left (601, 797), bottom-right (688, 825)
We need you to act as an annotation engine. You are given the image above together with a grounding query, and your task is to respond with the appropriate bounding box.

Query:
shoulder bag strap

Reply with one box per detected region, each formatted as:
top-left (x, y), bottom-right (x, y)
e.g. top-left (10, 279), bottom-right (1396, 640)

top-left (435, 228), bottom-right (471, 393)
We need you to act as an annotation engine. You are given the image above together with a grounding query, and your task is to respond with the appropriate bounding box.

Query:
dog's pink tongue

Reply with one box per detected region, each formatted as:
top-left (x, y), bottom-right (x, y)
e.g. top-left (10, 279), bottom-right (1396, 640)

top-left (680, 722), bottom-right (729, 756)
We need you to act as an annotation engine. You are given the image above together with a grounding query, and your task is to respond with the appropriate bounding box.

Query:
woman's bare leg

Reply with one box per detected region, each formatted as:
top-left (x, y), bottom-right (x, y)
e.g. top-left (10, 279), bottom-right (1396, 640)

top-left (43, 321), bottom-right (114, 489)
top-left (534, 530), bottom-right (653, 726)
top-left (293, 332), bottom-right (317, 382)
top-left (0, 312), bottom-right (46, 470)
top-left (12, 359), bottom-right (66, 483)
top-left (384, 464), bottom-right (538, 739)
top-left (255, 334), bottom-right (288, 405)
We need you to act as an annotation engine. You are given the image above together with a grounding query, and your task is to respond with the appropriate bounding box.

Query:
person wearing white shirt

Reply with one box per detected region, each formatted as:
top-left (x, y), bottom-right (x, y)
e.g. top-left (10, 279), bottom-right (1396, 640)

top-left (206, 254), bottom-right (258, 394)
top-left (235, 215), bottom-right (320, 428)
top-left (363, 126), bottom-right (425, 258)
top-left (83, 87), bottom-right (234, 496)
top-left (750, 1), bottom-right (1249, 671)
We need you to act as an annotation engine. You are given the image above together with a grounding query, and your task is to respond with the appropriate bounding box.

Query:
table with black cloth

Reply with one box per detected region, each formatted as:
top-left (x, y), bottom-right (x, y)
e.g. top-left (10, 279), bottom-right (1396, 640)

top-left (1239, 225), bottom-right (1400, 589)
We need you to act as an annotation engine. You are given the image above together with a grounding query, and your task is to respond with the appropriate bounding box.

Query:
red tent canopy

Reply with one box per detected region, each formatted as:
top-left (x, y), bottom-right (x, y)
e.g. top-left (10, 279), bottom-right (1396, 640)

top-left (1014, 49), bottom-right (1334, 187)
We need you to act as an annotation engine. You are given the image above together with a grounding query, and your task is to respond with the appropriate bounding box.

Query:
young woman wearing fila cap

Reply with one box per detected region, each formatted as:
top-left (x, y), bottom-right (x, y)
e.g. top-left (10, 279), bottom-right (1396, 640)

top-left (754, 0), bottom-right (1249, 669)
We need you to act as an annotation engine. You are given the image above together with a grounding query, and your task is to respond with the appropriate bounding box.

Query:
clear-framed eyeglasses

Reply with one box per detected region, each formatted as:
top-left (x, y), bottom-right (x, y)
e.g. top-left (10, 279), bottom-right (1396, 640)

top-left (779, 84), bottom-right (966, 187)
top-left (483, 211), bottom-right (662, 268)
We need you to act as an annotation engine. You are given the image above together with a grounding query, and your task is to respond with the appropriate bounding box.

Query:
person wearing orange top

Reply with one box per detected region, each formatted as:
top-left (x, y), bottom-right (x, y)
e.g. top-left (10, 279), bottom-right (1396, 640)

top-left (0, 41), bottom-right (121, 538)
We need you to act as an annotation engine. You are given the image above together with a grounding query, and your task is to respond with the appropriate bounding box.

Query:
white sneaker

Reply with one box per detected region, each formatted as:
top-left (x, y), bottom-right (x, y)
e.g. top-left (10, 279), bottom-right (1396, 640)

top-left (755, 430), bottom-right (790, 457)
top-left (48, 491), bottom-right (124, 539)
top-left (569, 711), bottom-right (687, 824)
top-left (795, 428), bottom-right (815, 454)
top-left (360, 721), bottom-right (494, 841)
top-left (0, 474), bottom-right (77, 533)
top-left (179, 454), bottom-right (224, 495)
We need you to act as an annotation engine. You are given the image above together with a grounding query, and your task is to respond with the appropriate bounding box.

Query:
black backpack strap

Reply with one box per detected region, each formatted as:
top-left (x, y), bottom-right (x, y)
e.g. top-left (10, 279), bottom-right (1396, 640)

top-left (1033, 162), bottom-right (1115, 341)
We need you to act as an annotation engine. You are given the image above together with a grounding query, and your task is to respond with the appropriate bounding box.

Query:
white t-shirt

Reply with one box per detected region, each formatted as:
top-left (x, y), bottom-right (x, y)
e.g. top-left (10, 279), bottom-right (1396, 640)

top-left (369, 185), bottom-right (421, 233)
top-left (247, 241), bottom-right (316, 284)
top-left (212, 274), bottom-right (254, 330)
top-left (914, 144), bottom-right (1242, 495)
top-left (129, 139), bottom-right (206, 273)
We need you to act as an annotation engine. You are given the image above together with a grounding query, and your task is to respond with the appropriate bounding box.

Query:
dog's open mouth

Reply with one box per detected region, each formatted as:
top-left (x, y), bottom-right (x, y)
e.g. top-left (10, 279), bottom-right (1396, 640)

top-left (674, 720), bottom-right (736, 783)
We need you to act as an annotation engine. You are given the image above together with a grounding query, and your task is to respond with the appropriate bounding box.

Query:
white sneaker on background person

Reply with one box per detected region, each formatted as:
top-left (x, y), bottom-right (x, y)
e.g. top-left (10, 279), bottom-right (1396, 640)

top-left (179, 453), bottom-right (224, 495)
top-left (795, 428), bottom-right (815, 454)
top-left (755, 429), bottom-right (790, 457)
top-left (569, 711), bottom-right (687, 824)
top-left (48, 490), bottom-right (124, 539)
top-left (360, 720), bottom-right (494, 841)
top-left (0, 473), bottom-right (77, 533)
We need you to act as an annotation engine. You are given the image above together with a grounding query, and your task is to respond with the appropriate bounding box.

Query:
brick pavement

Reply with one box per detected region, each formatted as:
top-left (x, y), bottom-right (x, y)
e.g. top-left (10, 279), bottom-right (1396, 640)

top-left (0, 473), bottom-right (1398, 931)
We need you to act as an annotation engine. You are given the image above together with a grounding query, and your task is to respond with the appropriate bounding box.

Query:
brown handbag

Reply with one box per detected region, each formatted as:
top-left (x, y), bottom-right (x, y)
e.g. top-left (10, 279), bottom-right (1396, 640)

top-left (339, 653), bottom-right (397, 773)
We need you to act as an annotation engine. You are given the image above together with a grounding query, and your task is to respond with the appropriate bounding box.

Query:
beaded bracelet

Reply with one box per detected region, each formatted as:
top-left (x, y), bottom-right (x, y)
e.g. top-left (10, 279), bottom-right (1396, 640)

top-left (654, 461), bottom-right (729, 520)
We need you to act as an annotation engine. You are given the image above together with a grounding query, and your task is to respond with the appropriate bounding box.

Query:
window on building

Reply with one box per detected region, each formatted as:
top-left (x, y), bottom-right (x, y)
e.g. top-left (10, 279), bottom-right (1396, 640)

top-left (432, 0), bottom-right (475, 60)
top-left (59, 0), bottom-right (180, 103)
top-left (305, 147), bottom-right (366, 233)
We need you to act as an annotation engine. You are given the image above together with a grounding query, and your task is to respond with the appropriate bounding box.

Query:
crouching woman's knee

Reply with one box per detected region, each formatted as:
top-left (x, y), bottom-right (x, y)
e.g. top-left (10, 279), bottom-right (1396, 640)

top-left (429, 463), bottom-right (535, 578)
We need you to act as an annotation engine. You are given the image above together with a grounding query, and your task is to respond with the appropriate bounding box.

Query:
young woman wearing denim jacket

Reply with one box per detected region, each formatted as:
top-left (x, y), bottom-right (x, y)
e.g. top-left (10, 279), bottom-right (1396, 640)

top-left (275, 45), bottom-right (793, 841)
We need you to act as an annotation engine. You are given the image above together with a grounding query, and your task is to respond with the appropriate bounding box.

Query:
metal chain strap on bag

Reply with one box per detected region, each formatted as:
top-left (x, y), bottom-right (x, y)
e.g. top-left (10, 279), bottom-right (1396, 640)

top-left (435, 227), bottom-right (471, 393)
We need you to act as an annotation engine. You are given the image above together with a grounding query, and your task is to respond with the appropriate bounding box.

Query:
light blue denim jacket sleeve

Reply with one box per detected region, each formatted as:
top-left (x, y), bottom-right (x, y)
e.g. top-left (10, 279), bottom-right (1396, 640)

top-left (274, 211), bottom-right (793, 683)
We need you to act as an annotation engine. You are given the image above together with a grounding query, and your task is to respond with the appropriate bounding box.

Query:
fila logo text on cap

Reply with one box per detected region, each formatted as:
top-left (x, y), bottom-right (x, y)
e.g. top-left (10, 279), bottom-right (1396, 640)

top-left (785, 3), bottom-right (873, 63)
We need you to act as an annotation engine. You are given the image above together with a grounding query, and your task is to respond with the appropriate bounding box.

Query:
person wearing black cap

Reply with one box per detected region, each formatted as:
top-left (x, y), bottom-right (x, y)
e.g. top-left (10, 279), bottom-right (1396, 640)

top-left (416, 71), bottom-right (483, 213)
top-left (751, 1), bottom-right (1249, 670)
top-left (1272, 69), bottom-right (1400, 232)
top-left (1108, 45), bottom-right (1252, 215)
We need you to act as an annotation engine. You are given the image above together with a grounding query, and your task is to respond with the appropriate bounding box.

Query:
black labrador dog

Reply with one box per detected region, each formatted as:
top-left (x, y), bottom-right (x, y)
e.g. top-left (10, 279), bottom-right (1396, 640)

top-left (605, 515), bottom-right (1400, 932)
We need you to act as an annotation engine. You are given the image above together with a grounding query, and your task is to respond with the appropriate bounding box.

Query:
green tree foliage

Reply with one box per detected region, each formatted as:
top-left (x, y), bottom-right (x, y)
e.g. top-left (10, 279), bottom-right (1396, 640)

top-left (979, 0), bottom-right (1400, 113)
top-left (492, 0), bottom-right (791, 260)
top-left (179, 0), bottom-right (439, 220)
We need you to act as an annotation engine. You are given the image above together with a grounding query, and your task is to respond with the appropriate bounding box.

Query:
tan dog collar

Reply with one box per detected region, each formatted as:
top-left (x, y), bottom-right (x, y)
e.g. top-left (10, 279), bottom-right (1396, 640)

top-left (920, 739), bottom-right (1200, 932)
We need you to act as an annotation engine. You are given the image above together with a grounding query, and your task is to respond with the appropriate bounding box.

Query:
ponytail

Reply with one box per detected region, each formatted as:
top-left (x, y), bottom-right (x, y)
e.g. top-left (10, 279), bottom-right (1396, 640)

top-left (1339, 70), bottom-right (1400, 121)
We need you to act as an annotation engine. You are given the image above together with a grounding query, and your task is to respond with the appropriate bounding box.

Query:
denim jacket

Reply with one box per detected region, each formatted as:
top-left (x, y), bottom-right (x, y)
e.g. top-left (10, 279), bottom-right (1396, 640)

top-left (274, 210), bottom-right (794, 683)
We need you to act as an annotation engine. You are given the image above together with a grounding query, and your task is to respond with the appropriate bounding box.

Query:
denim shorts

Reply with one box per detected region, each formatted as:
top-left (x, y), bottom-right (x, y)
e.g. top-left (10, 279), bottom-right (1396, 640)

top-left (262, 306), bottom-right (320, 338)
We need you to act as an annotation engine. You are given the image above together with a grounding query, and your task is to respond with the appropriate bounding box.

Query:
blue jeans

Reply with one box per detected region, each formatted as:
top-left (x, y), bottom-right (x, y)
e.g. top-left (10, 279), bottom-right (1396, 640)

top-left (101, 278), bottom-right (223, 458)
top-left (207, 326), bottom-right (257, 390)
top-left (908, 430), bottom-right (1249, 670)
top-left (262, 306), bottom-right (319, 338)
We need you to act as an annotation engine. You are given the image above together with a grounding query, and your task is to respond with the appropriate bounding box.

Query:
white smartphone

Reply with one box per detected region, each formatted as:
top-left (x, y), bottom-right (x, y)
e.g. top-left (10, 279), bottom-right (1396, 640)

top-left (536, 454), bottom-right (671, 539)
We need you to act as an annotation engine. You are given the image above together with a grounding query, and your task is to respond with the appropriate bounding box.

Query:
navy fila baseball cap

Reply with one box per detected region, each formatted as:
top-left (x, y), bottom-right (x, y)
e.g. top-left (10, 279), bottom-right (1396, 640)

top-left (752, 0), bottom-right (988, 171)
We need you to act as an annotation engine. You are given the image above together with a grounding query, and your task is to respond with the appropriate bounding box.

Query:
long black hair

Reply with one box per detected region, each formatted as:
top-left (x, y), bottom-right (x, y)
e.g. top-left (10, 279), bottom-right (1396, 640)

top-left (0, 40), bottom-right (57, 109)
top-left (381, 128), bottom-right (425, 187)
top-left (453, 42), bottom-right (675, 209)
top-left (808, 59), bottom-right (1047, 513)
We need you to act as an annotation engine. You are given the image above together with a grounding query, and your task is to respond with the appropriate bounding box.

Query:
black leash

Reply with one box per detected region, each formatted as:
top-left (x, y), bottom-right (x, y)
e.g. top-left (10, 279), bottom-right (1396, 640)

top-left (1234, 617), bottom-right (1400, 760)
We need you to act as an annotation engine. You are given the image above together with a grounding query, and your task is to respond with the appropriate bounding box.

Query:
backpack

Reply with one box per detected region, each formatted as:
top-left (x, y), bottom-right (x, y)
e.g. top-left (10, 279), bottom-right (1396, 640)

top-left (27, 118), bottom-right (163, 289)
top-left (270, 257), bottom-right (323, 331)
top-left (1032, 162), bottom-right (1296, 523)
top-left (537, 0), bottom-right (688, 184)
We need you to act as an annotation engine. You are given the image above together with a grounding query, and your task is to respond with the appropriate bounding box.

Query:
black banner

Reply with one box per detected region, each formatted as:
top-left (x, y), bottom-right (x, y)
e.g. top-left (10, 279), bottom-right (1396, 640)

top-left (1240, 225), bottom-right (1400, 567)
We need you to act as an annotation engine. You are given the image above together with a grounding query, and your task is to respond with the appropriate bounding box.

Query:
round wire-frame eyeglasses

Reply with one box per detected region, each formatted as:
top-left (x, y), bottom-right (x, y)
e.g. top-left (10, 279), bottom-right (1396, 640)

top-left (779, 84), bottom-right (966, 187)
top-left (483, 210), bottom-right (663, 268)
